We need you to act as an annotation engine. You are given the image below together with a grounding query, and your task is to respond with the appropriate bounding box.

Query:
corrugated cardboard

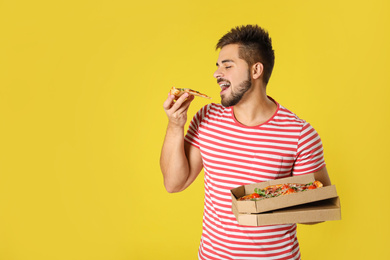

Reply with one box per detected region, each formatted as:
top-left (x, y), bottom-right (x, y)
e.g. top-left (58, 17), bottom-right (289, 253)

top-left (230, 170), bottom-right (338, 214)
top-left (232, 197), bottom-right (341, 226)
top-left (230, 170), bottom-right (341, 226)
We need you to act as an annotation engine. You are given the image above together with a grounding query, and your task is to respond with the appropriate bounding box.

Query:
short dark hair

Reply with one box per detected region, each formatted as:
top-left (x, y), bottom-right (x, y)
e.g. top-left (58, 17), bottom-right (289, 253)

top-left (216, 25), bottom-right (275, 84)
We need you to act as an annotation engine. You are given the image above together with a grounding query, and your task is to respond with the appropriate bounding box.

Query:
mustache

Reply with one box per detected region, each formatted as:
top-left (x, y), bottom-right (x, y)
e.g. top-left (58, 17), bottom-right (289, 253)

top-left (217, 78), bottom-right (231, 84)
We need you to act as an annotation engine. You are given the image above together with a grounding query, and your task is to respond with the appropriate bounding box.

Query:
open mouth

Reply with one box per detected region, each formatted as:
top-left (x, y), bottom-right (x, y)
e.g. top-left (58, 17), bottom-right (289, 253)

top-left (219, 82), bottom-right (231, 94)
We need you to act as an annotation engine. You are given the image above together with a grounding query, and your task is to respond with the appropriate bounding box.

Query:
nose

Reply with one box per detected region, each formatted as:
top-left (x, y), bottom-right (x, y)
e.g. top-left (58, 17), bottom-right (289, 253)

top-left (213, 67), bottom-right (223, 79)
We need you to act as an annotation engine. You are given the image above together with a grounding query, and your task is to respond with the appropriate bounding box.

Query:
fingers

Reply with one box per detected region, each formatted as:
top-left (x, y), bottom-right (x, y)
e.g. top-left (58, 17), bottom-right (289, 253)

top-left (163, 92), bottom-right (192, 112)
top-left (176, 94), bottom-right (194, 113)
top-left (170, 93), bottom-right (190, 111)
top-left (163, 94), bottom-right (176, 111)
top-left (173, 95), bottom-right (194, 117)
top-left (163, 92), bottom-right (195, 127)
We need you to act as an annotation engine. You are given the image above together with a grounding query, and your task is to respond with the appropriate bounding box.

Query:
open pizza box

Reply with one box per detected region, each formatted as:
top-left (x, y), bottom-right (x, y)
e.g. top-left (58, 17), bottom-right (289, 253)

top-left (230, 170), bottom-right (341, 226)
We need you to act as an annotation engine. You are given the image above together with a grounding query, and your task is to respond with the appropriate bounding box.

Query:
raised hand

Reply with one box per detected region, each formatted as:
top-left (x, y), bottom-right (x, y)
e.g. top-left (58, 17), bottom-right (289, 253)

top-left (163, 92), bottom-right (195, 128)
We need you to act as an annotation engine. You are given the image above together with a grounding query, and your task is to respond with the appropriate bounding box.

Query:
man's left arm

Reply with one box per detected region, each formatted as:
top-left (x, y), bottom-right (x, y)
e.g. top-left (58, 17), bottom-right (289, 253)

top-left (293, 123), bottom-right (328, 225)
top-left (293, 122), bottom-right (326, 176)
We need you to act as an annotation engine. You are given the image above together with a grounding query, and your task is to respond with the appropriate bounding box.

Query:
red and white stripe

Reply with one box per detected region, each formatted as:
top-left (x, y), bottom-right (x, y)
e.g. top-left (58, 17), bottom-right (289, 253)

top-left (185, 98), bottom-right (325, 260)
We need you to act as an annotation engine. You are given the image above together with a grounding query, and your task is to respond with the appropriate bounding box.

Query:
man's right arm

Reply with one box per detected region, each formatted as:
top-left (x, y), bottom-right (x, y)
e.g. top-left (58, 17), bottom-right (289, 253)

top-left (160, 92), bottom-right (203, 193)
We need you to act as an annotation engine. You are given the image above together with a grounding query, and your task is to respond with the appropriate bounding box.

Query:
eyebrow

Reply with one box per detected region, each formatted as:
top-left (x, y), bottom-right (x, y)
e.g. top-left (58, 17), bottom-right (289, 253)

top-left (216, 59), bottom-right (235, 66)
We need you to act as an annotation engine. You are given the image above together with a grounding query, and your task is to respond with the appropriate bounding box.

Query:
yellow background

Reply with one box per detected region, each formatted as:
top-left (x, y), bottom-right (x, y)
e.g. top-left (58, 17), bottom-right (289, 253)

top-left (0, 0), bottom-right (389, 259)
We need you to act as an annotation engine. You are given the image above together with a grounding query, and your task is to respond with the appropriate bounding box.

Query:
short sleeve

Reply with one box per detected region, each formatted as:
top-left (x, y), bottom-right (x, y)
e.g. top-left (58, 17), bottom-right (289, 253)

top-left (292, 122), bottom-right (326, 176)
top-left (184, 104), bottom-right (210, 149)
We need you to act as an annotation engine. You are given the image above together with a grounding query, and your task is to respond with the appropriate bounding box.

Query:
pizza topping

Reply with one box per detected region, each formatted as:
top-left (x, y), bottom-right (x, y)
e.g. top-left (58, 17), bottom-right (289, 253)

top-left (238, 181), bottom-right (324, 201)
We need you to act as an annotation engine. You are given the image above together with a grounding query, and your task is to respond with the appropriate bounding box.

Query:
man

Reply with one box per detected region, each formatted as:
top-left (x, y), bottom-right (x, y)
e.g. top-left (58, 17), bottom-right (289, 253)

top-left (161, 25), bottom-right (327, 260)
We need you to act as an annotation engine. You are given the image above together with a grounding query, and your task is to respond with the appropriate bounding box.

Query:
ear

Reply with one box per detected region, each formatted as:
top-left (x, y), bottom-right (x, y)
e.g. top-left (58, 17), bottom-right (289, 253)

top-left (251, 62), bottom-right (264, 80)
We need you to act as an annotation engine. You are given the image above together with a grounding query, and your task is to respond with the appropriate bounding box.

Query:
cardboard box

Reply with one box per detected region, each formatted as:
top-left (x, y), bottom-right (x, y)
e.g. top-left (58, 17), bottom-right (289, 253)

top-left (232, 197), bottom-right (341, 226)
top-left (230, 170), bottom-right (341, 226)
top-left (231, 170), bottom-right (338, 214)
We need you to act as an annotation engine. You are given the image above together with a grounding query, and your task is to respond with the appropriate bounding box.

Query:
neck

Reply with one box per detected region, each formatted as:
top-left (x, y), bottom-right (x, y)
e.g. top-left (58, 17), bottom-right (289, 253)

top-left (233, 82), bottom-right (277, 126)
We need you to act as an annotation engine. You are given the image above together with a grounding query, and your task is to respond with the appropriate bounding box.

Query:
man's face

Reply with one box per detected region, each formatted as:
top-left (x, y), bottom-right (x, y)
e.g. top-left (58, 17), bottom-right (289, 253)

top-left (213, 44), bottom-right (252, 107)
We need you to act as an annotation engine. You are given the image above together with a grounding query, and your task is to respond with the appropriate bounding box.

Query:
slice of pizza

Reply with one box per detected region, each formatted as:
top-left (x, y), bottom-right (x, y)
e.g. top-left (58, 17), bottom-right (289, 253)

top-left (170, 87), bottom-right (211, 99)
top-left (238, 181), bottom-right (324, 201)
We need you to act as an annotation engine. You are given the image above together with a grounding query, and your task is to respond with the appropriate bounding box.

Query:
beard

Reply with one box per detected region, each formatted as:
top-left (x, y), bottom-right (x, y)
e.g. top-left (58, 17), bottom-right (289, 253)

top-left (221, 72), bottom-right (252, 107)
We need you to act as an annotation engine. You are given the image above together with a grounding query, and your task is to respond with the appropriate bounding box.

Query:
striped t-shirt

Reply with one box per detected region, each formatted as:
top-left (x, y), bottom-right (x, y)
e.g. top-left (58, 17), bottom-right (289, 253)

top-left (184, 98), bottom-right (325, 260)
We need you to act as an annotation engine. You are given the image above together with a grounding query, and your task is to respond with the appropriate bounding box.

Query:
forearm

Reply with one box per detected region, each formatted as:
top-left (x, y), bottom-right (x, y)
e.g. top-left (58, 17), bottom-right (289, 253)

top-left (160, 124), bottom-right (190, 193)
